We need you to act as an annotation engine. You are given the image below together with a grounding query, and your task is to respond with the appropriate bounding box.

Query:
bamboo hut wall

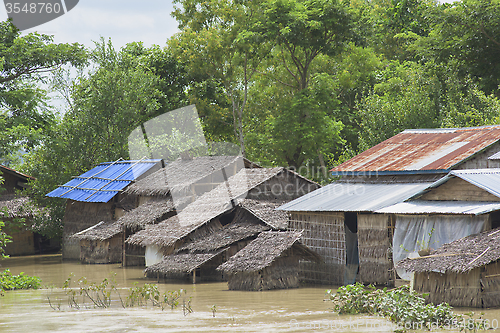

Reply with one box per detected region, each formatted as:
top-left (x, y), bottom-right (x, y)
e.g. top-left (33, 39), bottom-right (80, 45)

top-left (226, 254), bottom-right (300, 291)
top-left (124, 244), bottom-right (146, 266)
top-left (357, 214), bottom-right (393, 285)
top-left (1, 172), bottom-right (26, 193)
top-left (79, 236), bottom-right (122, 264)
top-left (480, 260), bottom-right (500, 308)
top-left (62, 200), bottom-right (114, 260)
top-left (247, 172), bottom-right (319, 201)
top-left (414, 269), bottom-right (483, 308)
top-left (420, 177), bottom-right (500, 202)
top-left (3, 220), bottom-right (35, 256)
top-left (289, 212), bottom-right (345, 285)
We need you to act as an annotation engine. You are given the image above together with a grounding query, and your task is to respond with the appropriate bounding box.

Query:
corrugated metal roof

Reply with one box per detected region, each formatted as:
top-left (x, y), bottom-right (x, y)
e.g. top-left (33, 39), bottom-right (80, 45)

top-left (488, 151), bottom-right (500, 160)
top-left (410, 168), bottom-right (500, 200)
top-left (376, 200), bottom-right (500, 215)
top-left (277, 182), bottom-right (431, 212)
top-left (332, 125), bottom-right (500, 175)
top-left (46, 159), bottom-right (161, 203)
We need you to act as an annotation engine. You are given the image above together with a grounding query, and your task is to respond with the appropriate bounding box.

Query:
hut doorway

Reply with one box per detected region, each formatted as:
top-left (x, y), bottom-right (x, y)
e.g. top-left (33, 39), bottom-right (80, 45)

top-left (344, 212), bottom-right (359, 285)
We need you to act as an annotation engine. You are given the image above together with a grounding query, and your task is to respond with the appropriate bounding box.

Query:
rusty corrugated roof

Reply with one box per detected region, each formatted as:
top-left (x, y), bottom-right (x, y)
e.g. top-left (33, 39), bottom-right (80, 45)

top-left (332, 126), bottom-right (500, 175)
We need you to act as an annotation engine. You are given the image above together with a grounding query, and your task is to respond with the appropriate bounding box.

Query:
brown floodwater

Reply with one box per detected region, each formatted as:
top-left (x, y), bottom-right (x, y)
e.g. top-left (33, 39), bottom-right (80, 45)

top-left (0, 255), bottom-right (499, 333)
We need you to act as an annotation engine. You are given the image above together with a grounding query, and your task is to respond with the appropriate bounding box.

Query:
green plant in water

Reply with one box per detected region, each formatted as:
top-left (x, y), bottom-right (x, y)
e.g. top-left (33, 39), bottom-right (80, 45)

top-left (327, 283), bottom-right (487, 332)
top-left (0, 269), bottom-right (41, 294)
top-left (211, 304), bottom-right (217, 318)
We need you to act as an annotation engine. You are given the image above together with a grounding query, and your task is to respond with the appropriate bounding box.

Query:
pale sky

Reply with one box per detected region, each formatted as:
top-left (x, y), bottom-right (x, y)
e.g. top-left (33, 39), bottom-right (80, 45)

top-left (0, 1), bottom-right (180, 49)
top-left (0, 0), bottom-right (456, 50)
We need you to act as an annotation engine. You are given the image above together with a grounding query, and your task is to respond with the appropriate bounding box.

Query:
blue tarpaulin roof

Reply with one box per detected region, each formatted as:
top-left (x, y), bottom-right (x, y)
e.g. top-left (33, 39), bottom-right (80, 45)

top-left (46, 159), bottom-right (161, 203)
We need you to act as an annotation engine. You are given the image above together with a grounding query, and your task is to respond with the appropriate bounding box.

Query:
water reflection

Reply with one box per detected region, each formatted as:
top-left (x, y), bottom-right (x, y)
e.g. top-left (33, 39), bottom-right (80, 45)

top-left (0, 255), bottom-right (499, 333)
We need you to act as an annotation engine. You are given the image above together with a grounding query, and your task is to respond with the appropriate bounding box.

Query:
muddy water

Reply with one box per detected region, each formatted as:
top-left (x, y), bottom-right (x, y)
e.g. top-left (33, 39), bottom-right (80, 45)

top-left (1, 255), bottom-right (499, 333)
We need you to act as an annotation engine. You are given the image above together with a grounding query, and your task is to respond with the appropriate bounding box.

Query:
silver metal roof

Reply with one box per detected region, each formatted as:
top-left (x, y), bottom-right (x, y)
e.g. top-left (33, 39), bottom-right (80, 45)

top-left (488, 151), bottom-right (500, 160)
top-left (410, 168), bottom-right (500, 200)
top-left (277, 182), bottom-right (431, 212)
top-left (376, 200), bottom-right (500, 215)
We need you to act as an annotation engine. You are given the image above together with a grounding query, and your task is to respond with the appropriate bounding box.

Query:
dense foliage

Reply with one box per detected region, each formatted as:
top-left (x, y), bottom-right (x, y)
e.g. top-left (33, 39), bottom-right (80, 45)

top-left (0, 269), bottom-right (41, 293)
top-left (0, 0), bottom-right (499, 242)
top-left (327, 283), bottom-right (487, 332)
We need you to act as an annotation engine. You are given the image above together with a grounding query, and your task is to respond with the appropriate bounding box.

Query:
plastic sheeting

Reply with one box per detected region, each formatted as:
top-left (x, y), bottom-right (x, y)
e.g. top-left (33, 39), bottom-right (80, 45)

top-left (145, 245), bottom-right (164, 267)
top-left (393, 214), bottom-right (486, 280)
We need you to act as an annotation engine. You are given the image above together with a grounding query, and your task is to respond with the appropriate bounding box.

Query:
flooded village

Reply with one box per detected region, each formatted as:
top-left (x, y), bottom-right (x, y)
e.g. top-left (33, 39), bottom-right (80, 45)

top-left (2, 125), bottom-right (500, 332)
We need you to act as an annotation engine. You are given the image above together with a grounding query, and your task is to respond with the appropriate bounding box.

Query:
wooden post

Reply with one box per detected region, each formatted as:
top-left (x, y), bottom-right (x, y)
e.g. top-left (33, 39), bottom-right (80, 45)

top-left (192, 270), bottom-right (196, 284)
top-left (122, 226), bottom-right (126, 267)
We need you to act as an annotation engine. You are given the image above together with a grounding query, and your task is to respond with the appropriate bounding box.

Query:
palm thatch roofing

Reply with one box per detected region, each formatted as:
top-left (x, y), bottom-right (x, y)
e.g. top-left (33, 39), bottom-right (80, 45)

top-left (144, 248), bottom-right (227, 275)
top-left (125, 155), bottom-right (245, 196)
top-left (72, 221), bottom-right (122, 241)
top-left (217, 231), bottom-right (321, 273)
top-left (71, 196), bottom-right (189, 241)
top-left (239, 199), bottom-right (288, 230)
top-left (396, 227), bottom-right (500, 273)
top-left (126, 168), bottom-right (286, 248)
top-left (176, 208), bottom-right (269, 253)
top-left (0, 194), bottom-right (41, 218)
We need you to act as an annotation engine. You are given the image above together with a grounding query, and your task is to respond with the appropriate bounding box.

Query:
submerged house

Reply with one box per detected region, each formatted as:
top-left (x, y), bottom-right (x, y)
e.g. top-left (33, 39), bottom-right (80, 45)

top-left (377, 168), bottom-right (500, 280)
top-left (128, 167), bottom-right (320, 283)
top-left (217, 230), bottom-right (321, 291)
top-left (46, 159), bottom-right (163, 259)
top-left (397, 227), bottom-right (500, 308)
top-left (71, 155), bottom-right (257, 265)
top-left (279, 125), bottom-right (500, 286)
top-left (0, 165), bottom-right (41, 255)
top-left (278, 182), bottom-right (432, 285)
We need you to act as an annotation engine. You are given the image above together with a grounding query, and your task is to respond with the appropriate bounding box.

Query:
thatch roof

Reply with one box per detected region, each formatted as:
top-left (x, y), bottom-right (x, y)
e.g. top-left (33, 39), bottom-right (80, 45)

top-left (239, 199), bottom-right (288, 230)
top-left (72, 196), bottom-right (189, 241)
top-left (72, 221), bottom-right (122, 241)
top-left (126, 168), bottom-right (286, 248)
top-left (176, 209), bottom-right (269, 253)
top-left (0, 194), bottom-right (41, 218)
top-left (396, 227), bottom-right (500, 273)
top-left (125, 214), bottom-right (187, 247)
top-left (125, 155), bottom-right (243, 196)
top-left (144, 248), bottom-right (227, 275)
top-left (217, 231), bottom-right (321, 273)
top-left (118, 196), bottom-right (182, 231)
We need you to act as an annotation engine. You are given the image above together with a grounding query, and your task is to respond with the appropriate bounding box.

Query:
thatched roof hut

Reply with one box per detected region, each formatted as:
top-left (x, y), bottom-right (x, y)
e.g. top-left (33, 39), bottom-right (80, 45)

top-left (217, 231), bottom-right (320, 291)
top-left (144, 249), bottom-right (228, 282)
top-left (126, 167), bottom-right (314, 250)
top-left (0, 194), bottom-right (41, 219)
top-left (125, 155), bottom-right (256, 197)
top-left (397, 227), bottom-right (500, 308)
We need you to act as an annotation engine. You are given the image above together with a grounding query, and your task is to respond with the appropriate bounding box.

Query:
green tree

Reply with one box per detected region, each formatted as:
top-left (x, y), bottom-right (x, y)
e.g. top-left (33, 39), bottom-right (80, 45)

top-left (22, 39), bottom-right (176, 239)
top-left (357, 61), bottom-right (441, 149)
top-left (0, 175), bottom-right (12, 258)
top-left (170, 0), bottom-right (272, 156)
top-left (262, 0), bottom-right (354, 91)
top-left (411, 0), bottom-right (500, 96)
top-left (0, 19), bottom-right (87, 165)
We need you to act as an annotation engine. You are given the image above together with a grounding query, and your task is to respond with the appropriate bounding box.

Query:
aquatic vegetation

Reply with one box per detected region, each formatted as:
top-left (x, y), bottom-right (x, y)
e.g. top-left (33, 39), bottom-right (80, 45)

top-left (0, 269), bottom-right (41, 294)
top-left (49, 273), bottom-right (193, 315)
top-left (327, 283), bottom-right (487, 332)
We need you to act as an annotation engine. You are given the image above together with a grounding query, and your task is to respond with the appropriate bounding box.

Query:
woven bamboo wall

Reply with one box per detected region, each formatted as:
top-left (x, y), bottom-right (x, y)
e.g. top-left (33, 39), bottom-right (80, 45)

top-left (289, 212), bottom-right (345, 285)
top-left (62, 200), bottom-right (114, 260)
top-left (415, 269), bottom-right (482, 307)
top-left (481, 260), bottom-right (500, 308)
top-left (80, 237), bottom-right (122, 264)
top-left (358, 214), bottom-right (393, 285)
top-left (227, 255), bottom-right (300, 291)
